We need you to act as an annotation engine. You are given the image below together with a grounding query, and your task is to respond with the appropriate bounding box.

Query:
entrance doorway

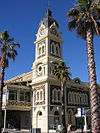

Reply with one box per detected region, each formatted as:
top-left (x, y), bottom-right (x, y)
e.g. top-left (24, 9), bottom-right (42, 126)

top-left (36, 111), bottom-right (43, 129)
top-left (7, 111), bottom-right (21, 129)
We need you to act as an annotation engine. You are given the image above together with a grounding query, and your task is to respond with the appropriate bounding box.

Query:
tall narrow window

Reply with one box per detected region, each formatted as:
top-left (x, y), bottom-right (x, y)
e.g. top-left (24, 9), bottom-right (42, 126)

top-left (54, 90), bottom-right (57, 100)
top-left (58, 91), bottom-right (60, 101)
top-left (68, 92), bottom-right (72, 103)
top-left (77, 93), bottom-right (80, 104)
top-left (25, 92), bottom-right (30, 102)
top-left (39, 47), bottom-right (41, 55)
top-left (9, 90), bottom-right (17, 100)
top-left (42, 46), bottom-right (45, 54)
top-left (74, 93), bottom-right (77, 104)
top-left (37, 91), bottom-right (39, 101)
top-left (20, 91), bottom-right (24, 101)
top-left (40, 91), bottom-right (43, 100)
top-left (56, 46), bottom-right (58, 55)
top-left (52, 45), bottom-right (54, 53)
top-left (85, 94), bottom-right (88, 105)
top-left (72, 92), bottom-right (74, 104)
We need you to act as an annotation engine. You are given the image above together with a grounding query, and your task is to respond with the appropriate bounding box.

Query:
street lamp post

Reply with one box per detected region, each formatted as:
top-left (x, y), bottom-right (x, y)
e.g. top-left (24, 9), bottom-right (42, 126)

top-left (81, 107), bottom-right (83, 133)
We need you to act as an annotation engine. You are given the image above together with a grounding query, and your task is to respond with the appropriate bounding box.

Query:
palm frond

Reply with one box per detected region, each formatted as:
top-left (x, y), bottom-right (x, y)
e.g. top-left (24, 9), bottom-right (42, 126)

top-left (6, 38), bottom-right (14, 43)
top-left (4, 59), bottom-right (9, 68)
top-left (6, 44), bottom-right (14, 51)
top-left (53, 61), bottom-right (71, 83)
top-left (6, 52), bottom-right (12, 58)
top-left (12, 43), bottom-right (20, 48)
top-left (76, 13), bottom-right (84, 24)
top-left (75, 0), bottom-right (92, 10)
top-left (96, 22), bottom-right (100, 34)
top-left (10, 53), bottom-right (15, 62)
top-left (90, 2), bottom-right (100, 18)
top-left (0, 30), bottom-right (9, 41)
top-left (68, 19), bottom-right (78, 31)
top-left (90, 15), bottom-right (100, 35)
top-left (67, 8), bottom-right (79, 19)
top-left (76, 21), bottom-right (86, 39)
top-left (13, 49), bottom-right (18, 56)
top-left (67, 0), bottom-right (100, 38)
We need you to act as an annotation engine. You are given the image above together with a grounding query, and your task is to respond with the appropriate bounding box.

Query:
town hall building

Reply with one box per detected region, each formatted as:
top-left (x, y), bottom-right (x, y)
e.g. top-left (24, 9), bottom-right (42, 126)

top-left (2, 9), bottom-right (100, 133)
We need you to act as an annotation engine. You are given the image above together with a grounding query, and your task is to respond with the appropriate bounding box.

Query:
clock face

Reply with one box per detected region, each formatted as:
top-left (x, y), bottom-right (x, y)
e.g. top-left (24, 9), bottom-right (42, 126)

top-left (37, 64), bottom-right (42, 75)
top-left (39, 66), bottom-right (42, 72)
top-left (51, 28), bottom-right (57, 35)
top-left (40, 28), bottom-right (45, 35)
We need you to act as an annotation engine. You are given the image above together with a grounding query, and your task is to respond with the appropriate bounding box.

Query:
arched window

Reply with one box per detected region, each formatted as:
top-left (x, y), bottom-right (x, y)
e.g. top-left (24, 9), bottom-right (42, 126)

top-left (38, 111), bottom-right (42, 116)
top-left (54, 90), bottom-right (57, 100)
top-left (42, 46), bottom-right (44, 53)
top-left (52, 45), bottom-right (54, 53)
top-left (25, 92), bottom-right (30, 102)
top-left (37, 91), bottom-right (39, 101)
top-left (58, 91), bottom-right (60, 101)
top-left (81, 94), bottom-right (83, 105)
top-left (74, 93), bottom-right (77, 104)
top-left (9, 90), bottom-right (17, 100)
top-left (39, 47), bottom-right (41, 55)
top-left (52, 89), bottom-right (61, 102)
top-left (77, 93), bottom-right (80, 104)
top-left (20, 91), bottom-right (24, 101)
top-left (80, 95), bottom-right (82, 104)
top-left (68, 92), bottom-right (72, 103)
top-left (72, 92), bottom-right (74, 104)
top-left (56, 46), bottom-right (59, 55)
top-left (85, 94), bottom-right (88, 105)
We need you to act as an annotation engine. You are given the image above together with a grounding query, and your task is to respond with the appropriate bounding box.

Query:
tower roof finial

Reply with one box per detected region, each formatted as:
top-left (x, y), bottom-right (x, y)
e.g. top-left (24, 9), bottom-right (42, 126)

top-left (48, 0), bottom-right (50, 9)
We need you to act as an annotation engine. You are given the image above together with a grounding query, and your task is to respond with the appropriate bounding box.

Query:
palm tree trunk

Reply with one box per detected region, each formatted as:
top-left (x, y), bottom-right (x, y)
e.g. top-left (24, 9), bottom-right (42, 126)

top-left (0, 54), bottom-right (5, 133)
top-left (86, 22), bottom-right (100, 133)
top-left (61, 82), bottom-right (67, 133)
top-left (0, 68), bottom-right (5, 133)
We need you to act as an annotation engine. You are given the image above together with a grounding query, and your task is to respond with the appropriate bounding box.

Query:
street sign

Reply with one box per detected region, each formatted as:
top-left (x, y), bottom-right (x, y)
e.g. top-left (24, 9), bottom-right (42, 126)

top-left (77, 108), bottom-right (81, 117)
top-left (77, 108), bottom-right (85, 117)
top-left (82, 108), bottom-right (85, 116)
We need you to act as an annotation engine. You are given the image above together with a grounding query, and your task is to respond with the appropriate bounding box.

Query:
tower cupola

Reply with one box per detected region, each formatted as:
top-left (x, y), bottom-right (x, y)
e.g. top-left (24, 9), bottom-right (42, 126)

top-left (39, 9), bottom-right (59, 28)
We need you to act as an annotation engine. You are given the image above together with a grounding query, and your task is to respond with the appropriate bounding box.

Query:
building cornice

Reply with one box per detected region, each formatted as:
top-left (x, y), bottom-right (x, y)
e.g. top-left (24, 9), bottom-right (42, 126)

top-left (5, 71), bottom-right (32, 84)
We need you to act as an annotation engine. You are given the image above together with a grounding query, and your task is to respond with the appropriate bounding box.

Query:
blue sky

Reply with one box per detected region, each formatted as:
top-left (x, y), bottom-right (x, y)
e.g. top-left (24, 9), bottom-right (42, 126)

top-left (0, 0), bottom-right (100, 83)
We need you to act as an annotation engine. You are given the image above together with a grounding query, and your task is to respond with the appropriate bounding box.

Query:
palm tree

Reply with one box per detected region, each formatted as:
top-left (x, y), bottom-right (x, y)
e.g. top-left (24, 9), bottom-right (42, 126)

top-left (53, 62), bottom-right (71, 133)
top-left (0, 30), bottom-right (20, 133)
top-left (67, 0), bottom-right (100, 132)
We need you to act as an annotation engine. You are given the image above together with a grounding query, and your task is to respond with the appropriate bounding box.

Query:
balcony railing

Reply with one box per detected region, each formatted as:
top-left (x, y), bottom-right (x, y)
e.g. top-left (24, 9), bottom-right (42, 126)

top-left (7, 100), bottom-right (31, 106)
top-left (2, 100), bottom-right (32, 110)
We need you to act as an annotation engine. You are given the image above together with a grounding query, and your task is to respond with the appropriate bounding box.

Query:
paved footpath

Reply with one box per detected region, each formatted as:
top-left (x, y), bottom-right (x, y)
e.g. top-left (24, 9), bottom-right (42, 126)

top-left (71, 129), bottom-right (90, 133)
top-left (2, 129), bottom-right (91, 133)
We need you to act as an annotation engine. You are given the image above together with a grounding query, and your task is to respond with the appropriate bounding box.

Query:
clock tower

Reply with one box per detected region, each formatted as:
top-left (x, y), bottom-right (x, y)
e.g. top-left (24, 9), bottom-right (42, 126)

top-left (31, 9), bottom-right (64, 132)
